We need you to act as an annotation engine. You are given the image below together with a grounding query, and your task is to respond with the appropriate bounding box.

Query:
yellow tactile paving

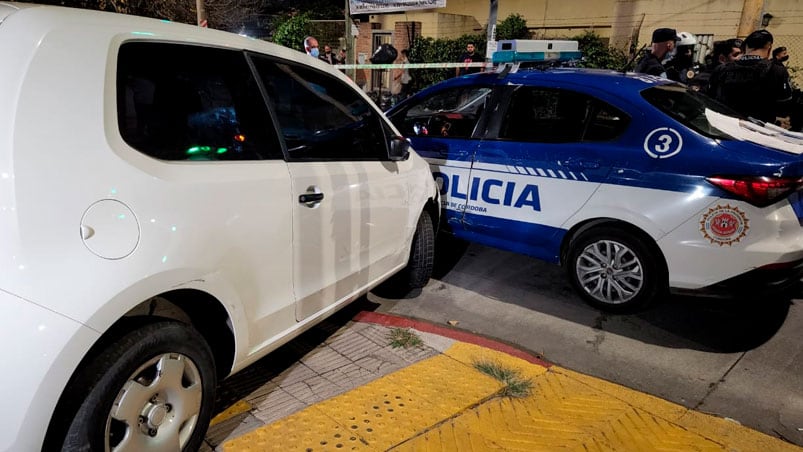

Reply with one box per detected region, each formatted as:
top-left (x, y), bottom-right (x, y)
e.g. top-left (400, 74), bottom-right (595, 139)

top-left (383, 353), bottom-right (503, 414)
top-left (210, 400), bottom-right (252, 427)
top-left (222, 352), bottom-right (503, 451)
top-left (553, 366), bottom-right (801, 451)
top-left (442, 341), bottom-right (549, 381)
top-left (223, 341), bottom-right (801, 452)
top-left (223, 405), bottom-right (367, 452)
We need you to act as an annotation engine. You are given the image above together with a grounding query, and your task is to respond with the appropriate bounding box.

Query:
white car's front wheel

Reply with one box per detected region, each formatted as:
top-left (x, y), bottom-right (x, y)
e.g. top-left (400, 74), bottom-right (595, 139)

top-left (377, 212), bottom-right (435, 297)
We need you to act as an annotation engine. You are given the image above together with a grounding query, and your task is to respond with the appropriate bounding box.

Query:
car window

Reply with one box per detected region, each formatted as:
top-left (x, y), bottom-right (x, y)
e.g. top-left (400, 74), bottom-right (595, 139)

top-left (249, 55), bottom-right (388, 161)
top-left (641, 84), bottom-right (735, 140)
top-left (117, 42), bottom-right (282, 161)
top-left (394, 86), bottom-right (492, 138)
top-left (500, 87), bottom-right (629, 143)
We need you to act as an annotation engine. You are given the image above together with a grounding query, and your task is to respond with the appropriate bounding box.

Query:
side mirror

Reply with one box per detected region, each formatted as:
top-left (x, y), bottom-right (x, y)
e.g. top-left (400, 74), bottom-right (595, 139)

top-left (388, 136), bottom-right (411, 161)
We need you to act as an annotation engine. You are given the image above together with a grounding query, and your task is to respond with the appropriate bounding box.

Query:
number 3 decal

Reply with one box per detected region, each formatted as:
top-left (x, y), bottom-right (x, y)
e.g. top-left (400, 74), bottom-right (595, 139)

top-left (643, 127), bottom-right (683, 159)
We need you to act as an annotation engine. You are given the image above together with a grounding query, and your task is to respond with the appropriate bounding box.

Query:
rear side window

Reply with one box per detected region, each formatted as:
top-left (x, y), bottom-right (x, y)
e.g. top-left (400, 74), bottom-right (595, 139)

top-left (117, 42), bottom-right (281, 161)
top-left (641, 84), bottom-right (735, 140)
top-left (500, 87), bottom-right (629, 143)
top-left (249, 55), bottom-right (387, 161)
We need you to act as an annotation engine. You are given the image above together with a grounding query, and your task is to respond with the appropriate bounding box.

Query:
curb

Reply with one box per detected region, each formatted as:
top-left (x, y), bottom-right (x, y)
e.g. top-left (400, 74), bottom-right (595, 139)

top-left (354, 311), bottom-right (553, 368)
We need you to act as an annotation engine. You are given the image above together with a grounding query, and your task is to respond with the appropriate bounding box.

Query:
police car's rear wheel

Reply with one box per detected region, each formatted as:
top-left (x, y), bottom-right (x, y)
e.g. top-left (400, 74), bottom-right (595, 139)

top-left (567, 226), bottom-right (664, 312)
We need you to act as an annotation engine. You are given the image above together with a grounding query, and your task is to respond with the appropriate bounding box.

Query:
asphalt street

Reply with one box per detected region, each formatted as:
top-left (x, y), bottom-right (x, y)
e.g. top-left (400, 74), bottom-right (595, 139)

top-left (371, 237), bottom-right (803, 447)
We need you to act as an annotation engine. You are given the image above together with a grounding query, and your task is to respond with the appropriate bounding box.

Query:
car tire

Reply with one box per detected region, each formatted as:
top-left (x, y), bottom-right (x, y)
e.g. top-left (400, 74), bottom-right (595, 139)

top-left (566, 225), bottom-right (666, 313)
top-left (377, 212), bottom-right (435, 297)
top-left (59, 320), bottom-right (216, 452)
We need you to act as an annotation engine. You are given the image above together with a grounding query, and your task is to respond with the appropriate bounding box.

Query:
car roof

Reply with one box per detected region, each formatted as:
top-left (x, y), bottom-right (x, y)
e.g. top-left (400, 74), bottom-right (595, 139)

top-left (446, 66), bottom-right (675, 93)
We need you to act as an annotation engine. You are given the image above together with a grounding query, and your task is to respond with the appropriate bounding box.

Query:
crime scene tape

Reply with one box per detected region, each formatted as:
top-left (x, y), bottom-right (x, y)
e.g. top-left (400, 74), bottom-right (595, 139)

top-left (335, 62), bottom-right (490, 70)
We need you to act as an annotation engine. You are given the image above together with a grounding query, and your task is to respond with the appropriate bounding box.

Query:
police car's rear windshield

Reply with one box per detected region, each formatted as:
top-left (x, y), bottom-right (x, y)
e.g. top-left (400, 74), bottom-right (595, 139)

top-left (641, 85), bottom-right (736, 140)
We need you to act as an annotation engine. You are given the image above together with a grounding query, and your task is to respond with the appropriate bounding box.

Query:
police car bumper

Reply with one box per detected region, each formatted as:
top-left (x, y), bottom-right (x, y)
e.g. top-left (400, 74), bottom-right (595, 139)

top-left (671, 257), bottom-right (803, 299)
top-left (658, 199), bottom-right (803, 295)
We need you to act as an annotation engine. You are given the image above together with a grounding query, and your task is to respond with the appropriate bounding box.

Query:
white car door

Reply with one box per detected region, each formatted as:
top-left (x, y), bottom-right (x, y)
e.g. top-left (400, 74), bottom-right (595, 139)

top-left (251, 55), bottom-right (410, 321)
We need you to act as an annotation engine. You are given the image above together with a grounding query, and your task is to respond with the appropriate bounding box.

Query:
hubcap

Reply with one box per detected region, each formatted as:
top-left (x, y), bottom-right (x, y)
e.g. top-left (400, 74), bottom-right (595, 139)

top-left (105, 353), bottom-right (203, 451)
top-left (575, 239), bottom-right (644, 305)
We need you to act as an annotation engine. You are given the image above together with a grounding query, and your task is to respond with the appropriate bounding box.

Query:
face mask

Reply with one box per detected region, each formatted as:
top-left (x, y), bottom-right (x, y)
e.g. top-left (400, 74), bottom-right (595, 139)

top-left (309, 48), bottom-right (319, 58)
top-left (665, 47), bottom-right (677, 59)
top-left (780, 55), bottom-right (789, 62)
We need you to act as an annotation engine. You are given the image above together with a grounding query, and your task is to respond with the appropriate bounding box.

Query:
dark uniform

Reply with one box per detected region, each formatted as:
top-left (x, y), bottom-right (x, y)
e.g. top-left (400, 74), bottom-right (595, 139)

top-left (708, 55), bottom-right (792, 123)
top-left (634, 52), bottom-right (666, 77)
top-left (457, 51), bottom-right (484, 76)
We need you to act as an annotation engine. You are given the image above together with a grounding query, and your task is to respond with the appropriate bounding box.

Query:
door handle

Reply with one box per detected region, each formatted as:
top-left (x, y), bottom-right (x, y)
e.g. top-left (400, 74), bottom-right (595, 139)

top-left (299, 186), bottom-right (324, 207)
top-left (299, 193), bottom-right (324, 203)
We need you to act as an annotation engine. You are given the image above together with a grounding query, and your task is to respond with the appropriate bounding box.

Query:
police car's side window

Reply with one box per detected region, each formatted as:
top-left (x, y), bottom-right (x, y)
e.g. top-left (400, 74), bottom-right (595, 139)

top-left (397, 87), bottom-right (491, 138)
top-left (117, 42), bottom-right (281, 161)
top-left (250, 56), bottom-right (387, 161)
top-left (500, 87), bottom-right (628, 143)
top-left (584, 104), bottom-right (630, 141)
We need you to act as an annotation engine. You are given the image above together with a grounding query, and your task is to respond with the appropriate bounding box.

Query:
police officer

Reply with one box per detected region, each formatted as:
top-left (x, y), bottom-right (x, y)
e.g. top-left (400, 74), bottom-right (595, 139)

top-left (635, 28), bottom-right (680, 78)
top-left (708, 29), bottom-right (792, 124)
top-left (692, 39), bottom-right (742, 93)
top-left (665, 31), bottom-right (698, 83)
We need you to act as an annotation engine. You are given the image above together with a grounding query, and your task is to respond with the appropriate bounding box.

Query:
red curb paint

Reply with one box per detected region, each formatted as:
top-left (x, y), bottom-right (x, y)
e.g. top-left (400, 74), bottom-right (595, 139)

top-left (354, 311), bottom-right (553, 368)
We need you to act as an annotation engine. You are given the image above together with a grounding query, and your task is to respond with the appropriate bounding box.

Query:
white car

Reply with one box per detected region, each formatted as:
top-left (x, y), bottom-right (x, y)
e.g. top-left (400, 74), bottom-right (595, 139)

top-left (0, 3), bottom-right (439, 450)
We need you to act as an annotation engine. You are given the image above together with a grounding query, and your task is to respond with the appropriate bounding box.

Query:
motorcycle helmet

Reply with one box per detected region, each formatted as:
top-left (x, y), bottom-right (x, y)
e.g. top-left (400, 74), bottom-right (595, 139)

top-left (677, 31), bottom-right (697, 47)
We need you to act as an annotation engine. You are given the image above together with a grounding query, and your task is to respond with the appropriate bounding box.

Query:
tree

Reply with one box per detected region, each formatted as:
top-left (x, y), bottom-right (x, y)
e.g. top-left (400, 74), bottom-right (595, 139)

top-left (272, 12), bottom-right (312, 51)
top-left (496, 13), bottom-right (529, 40)
top-left (572, 31), bottom-right (628, 70)
top-left (409, 33), bottom-right (486, 91)
top-left (29, 0), bottom-right (262, 31)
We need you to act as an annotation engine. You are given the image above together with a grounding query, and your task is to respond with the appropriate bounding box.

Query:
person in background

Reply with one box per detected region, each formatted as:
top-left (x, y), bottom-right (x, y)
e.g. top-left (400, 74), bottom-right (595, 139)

top-left (708, 29), bottom-right (792, 125)
top-left (303, 36), bottom-right (319, 58)
top-left (337, 48), bottom-right (347, 65)
top-left (692, 38), bottom-right (742, 93)
top-left (456, 42), bottom-right (483, 77)
top-left (664, 31), bottom-right (698, 83)
top-left (319, 44), bottom-right (336, 64)
top-left (635, 28), bottom-right (680, 78)
top-left (772, 46), bottom-right (789, 67)
top-left (770, 46), bottom-right (801, 131)
top-left (393, 49), bottom-right (412, 101)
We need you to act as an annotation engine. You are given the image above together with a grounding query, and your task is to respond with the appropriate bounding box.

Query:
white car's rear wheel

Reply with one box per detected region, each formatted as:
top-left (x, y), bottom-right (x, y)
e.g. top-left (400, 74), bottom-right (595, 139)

top-left (60, 321), bottom-right (216, 451)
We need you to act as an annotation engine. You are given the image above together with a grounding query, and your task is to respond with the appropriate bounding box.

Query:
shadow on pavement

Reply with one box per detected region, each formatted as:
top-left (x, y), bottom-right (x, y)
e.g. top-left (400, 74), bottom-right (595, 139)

top-left (429, 236), bottom-right (794, 353)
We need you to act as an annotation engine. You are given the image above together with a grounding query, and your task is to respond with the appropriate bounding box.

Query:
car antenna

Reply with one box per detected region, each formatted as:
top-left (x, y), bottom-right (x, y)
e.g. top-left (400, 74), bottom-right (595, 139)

top-left (621, 44), bottom-right (647, 73)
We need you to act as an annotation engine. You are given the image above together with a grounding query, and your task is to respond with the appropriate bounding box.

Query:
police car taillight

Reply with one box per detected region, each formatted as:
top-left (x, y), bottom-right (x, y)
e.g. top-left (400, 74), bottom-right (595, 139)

top-left (706, 176), bottom-right (803, 207)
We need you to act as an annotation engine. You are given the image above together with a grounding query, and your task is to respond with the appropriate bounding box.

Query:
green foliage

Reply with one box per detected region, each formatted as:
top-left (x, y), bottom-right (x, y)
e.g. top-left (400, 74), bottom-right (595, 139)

top-left (387, 328), bottom-right (423, 349)
top-left (272, 12), bottom-right (312, 51)
top-left (496, 13), bottom-right (530, 41)
top-left (571, 31), bottom-right (628, 70)
top-left (473, 360), bottom-right (533, 398)
top-left (302, 0), bottom-right (344, 19)
top-left (409, 33), bottom-right (486, 92)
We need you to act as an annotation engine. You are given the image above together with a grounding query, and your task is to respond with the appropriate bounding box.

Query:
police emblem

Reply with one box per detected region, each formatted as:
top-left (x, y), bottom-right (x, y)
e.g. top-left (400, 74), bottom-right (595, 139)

top-left (699, 205), bottom-right (749, 246)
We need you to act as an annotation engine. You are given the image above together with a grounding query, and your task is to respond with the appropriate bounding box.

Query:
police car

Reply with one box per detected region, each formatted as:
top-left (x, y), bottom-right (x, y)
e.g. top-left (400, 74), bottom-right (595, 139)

top-left (388, 40), bottom-right (803, 312)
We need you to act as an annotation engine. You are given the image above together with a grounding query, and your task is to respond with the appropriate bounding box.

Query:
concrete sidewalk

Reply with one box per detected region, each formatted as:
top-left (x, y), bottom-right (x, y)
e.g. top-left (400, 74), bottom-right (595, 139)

top-left (203, 311), bottom-right (801, 451)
